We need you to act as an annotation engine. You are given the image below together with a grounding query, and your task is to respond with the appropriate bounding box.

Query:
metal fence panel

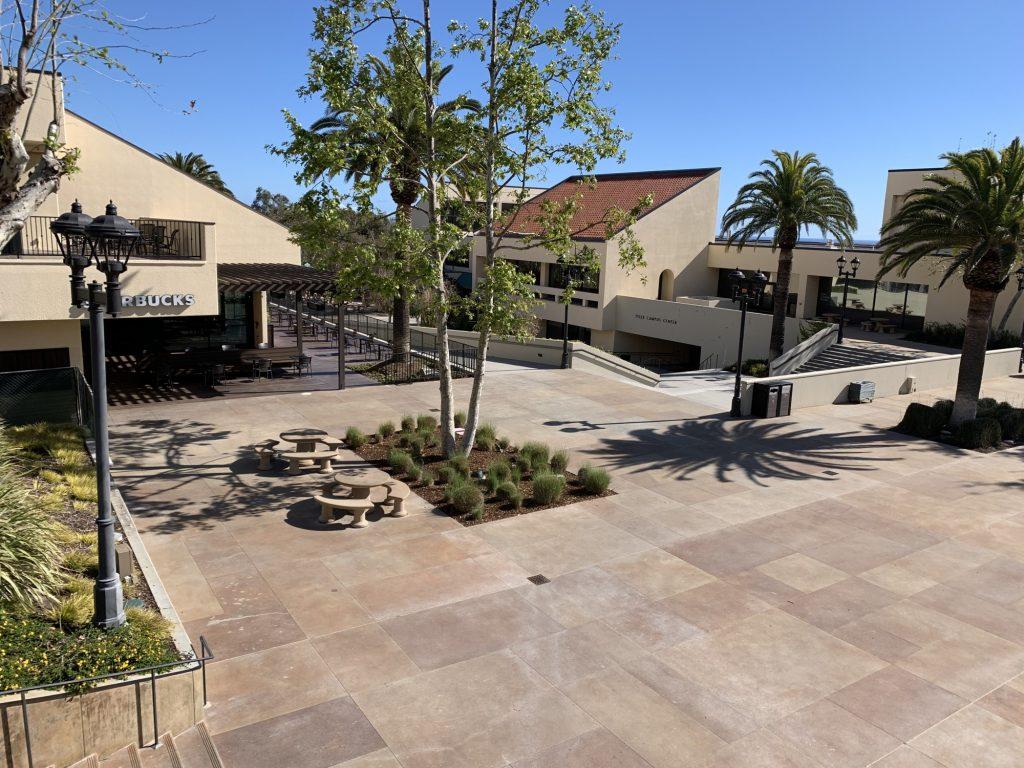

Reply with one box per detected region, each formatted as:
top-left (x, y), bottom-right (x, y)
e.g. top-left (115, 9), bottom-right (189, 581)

top-left (0, 367), bottom-right (94, 435)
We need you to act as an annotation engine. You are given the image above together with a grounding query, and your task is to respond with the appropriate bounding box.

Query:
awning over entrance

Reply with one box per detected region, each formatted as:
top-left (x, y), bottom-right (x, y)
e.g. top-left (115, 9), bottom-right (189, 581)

top-left (217, 263), bottom-right (336, 294)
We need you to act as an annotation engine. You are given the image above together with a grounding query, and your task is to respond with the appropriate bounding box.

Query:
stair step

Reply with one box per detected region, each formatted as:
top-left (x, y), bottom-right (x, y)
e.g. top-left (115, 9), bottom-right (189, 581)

top-left (167, 723), bottom-right (222, 768)
top-left (137, 738), bottom-right (177, 768)
top-left (67, 758), bottom-right (100, 768)
top-left (96, 746), bottom-right (137, 768)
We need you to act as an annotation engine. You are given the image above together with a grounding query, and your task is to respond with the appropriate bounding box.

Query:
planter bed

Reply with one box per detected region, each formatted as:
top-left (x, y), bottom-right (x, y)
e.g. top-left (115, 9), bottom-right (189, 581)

top-left (349, 423), bottom-right (613, 526)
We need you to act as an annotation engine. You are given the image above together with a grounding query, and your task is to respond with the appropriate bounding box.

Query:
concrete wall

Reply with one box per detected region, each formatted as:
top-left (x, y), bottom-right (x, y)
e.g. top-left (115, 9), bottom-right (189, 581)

top-left (614, 295), bottom-right (799, 368)
top-left (0, 319), bottom-right (84, 369)
top-left (740, 347), bottom-right (1021, 415)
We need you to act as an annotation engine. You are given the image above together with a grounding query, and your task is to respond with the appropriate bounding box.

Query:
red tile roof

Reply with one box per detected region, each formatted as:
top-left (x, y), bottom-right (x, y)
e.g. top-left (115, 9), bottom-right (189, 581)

top-left (504, 168), bottom-right (719, 241)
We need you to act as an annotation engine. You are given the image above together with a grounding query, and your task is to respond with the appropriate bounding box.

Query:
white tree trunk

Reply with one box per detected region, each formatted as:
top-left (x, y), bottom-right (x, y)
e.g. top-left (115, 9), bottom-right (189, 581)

top-left (461, 327), bottom-right (491, 454)
top-left (0, 152), bottom-right (62, 247)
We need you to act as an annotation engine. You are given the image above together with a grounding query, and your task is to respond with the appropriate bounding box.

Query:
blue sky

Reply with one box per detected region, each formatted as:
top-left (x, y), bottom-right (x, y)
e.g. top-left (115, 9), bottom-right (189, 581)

top-left (66, 0), bottom-right (1024, 239)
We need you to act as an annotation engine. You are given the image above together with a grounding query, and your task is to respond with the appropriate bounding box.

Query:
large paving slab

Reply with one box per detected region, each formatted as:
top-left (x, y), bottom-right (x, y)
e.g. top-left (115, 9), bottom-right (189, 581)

top-left (108, 367), bottom-right (1024, 767)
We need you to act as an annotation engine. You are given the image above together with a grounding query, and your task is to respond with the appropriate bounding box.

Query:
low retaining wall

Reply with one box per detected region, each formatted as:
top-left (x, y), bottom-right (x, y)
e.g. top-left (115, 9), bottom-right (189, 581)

top-left (0, 491), bottom-right (205, 768)
top-left (740, 346), bottom-right (1021, 415)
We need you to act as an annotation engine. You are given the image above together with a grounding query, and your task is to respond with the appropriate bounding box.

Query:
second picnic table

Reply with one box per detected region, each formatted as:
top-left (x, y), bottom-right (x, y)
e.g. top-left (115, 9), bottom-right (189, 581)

top-left (331, 467), bottom-right (392, 499)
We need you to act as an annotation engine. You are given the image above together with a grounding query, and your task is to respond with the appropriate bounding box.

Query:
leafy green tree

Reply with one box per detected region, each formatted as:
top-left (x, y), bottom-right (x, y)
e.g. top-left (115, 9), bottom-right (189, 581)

top-left (158, 152), bottom-right (233, 197)
top-left (879, 139), bottom-right (1024, 425)
top-left (450, 0), bottom-right (648, 452)
top-left (721, 151), bottom-right (857, 360)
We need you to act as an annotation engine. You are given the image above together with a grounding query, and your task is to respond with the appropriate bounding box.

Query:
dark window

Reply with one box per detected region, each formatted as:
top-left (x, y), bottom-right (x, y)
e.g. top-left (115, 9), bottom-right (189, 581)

top-left (549, 264), bottom-right (599, 293)
top-left (0, 347), bottom-right (71, 373)
top-left (544, 320), bottom-right (591, 344)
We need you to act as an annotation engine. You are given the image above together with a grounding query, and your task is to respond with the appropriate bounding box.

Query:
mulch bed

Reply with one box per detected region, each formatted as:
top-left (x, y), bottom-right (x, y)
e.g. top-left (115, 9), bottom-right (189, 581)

top-left (352, 432), bottom-right (614, 526)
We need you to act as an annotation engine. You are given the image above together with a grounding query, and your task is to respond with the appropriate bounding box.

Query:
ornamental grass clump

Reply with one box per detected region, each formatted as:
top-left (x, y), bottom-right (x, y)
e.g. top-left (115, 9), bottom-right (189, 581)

top-left (520, 442), bottom-right (550, 472)
top-left (475, 423), bottom-right (497, 451)
top-left (532, 473), bottom-right (565, 505)
top-left (449, 483), bottom-right (483, 516)
top-left (454, 411), bottom-right (467, 428)
top-left (578, 464), bottom-right (611, 494)
top-left (377, 421), bottom-right (396, 440)
top-left (388, 449), bottom-right (414, 474)
top-left (345, 426), bottom-right (367, 448)
top-left (496, 481), bottom-right (523, 510)
top-left (953, 417), bottom-right (1002, 450)
top-left (420, 468), bottom-right (436, 487)
top-left (436, 465), bottom-right (461, 485)
top-left (550, 449), bottom-right (569, 473)
top-left (447, 454), bottom-right (470, 477)
top-left (416, 414), bottom-right (438, 432)
top-left (400, 415), bottom-right (416, 432)
top-left (485, 459), bottom-right (512, 494)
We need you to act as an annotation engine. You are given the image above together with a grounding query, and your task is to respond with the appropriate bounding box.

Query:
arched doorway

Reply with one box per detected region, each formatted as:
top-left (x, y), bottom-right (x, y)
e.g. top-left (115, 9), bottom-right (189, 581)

top-left (658, 269), bottom-right (674, 301)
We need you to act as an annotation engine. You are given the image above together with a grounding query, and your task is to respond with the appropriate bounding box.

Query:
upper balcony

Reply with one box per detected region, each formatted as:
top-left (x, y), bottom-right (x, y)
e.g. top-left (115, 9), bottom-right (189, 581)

top-left (1, 216), bottom-right (208, 261)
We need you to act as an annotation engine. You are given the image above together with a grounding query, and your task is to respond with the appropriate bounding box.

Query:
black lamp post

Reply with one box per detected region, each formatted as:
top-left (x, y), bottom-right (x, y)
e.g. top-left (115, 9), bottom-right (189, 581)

top-left (1016, 264), bottom-right (1024, 373)
top-left (728, 267), bottom-right (768, 417)
top-left (559, 265), bottom-right (580, 370)
top-left (51, 200), bottom-right (140, 629)
top-left (835, 253), bottom-right (860, 344)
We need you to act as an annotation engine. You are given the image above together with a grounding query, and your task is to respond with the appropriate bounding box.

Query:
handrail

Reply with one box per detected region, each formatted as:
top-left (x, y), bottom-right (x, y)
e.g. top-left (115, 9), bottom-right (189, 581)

top-left (769, 323), bottom-right (838, 376)
top-left (699, 351), bottom-right (720, 370)
top-left (2, 636), bottom-right (213, 767)
top-left (0, 215), bottom-right (206, 260)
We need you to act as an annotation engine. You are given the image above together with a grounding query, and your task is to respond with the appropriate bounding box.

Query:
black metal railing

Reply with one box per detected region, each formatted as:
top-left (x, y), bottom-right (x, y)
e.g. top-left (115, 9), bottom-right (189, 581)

top-left (0, 367), bottom-right (94, 436)
top-left (1, 637), bottom-right (213, 768)
top-left (1, 216), bottom-right (206, 260)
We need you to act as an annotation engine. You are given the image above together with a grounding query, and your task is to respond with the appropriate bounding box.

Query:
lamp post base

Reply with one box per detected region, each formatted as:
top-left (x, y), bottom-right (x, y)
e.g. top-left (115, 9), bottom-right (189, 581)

top-left (93, 578), bottom-right (125, 629)
top-left (730, 396), bottom-right (743, 417)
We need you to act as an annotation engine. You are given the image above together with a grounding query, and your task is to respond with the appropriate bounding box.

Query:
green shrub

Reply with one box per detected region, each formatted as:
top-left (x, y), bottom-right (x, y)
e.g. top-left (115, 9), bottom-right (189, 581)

top-left (895, 402), bottom-right (949, 439)
top-left (496, 481), bottom-right (523, 510)
top-left (470, 507), bottom-right (485, 521)
top-left (416, 414), bottom-right (438, 432)
top-left (62, 548), bottom-right (99, 577)
top-left (514, 454), bottom-right (532, 475)
top-left (408, 436), bottom-right (426, 459)
top-left (476, 423), bottom-right (497, 451)
top-left (377, 421), bottom-right (396, 440)
top-left (520, 442), bottom-right (550, 471)
top-left (953, 417), bottom-right (1002, 449)
top-left (578, 464), bottom-right (611, 495)
top-left (532, 473), bottom-right (566, 505)
top-left (992, 405), bottom-right (1024, 441)
top-left (448, 483), bottom-right (484, 515)
top-left (406, 463), bottom-right (423, 482)
top-left (510, 465), bottom-right (522, 485)
top-left (388, 449), bottom-right (413, 473)
top-left (447, 454), bottom-right (470, 476)
top-left (420, 468), bottom-right (436, 487)
top-left (550, 449), bottom-right (569, 473)
top-left (0, 469), bottom-right (62, 609)
top-left (906, 322), bottom-right (1021, 350)
top-left (487, 459), bottom-right (512, 484)
top-left (400, 415), bottom-right (416, 432)
top-left (437, 465), bottom-right (460, 485)
top-left (420, 429), bottom-right (439, 448)
top-left (496, 436), bottom-right (511, 451)
top-left (345, 427), bottom-right (367, 449)
top-left (977, 398), bottom-right (999, 413)
top-left (44, 592), bottom-right (92, 627)
top-left (454, 410), bottom-right (467, 428)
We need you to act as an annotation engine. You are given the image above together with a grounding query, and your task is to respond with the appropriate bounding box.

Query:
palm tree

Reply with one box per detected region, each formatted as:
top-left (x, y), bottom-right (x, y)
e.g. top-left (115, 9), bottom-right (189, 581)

top-left (722, 151), bottom-right (857, 360)
top-left (310, 53), bottom-right (477, 363)
top-left (158, 152), bottom-right (233, 197)
top-left (879, 139), bottom-right (1024, 426)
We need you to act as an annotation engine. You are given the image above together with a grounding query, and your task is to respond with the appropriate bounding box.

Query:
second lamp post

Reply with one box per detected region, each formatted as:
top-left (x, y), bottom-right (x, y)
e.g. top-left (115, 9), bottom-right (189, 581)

top-left (728, 268), bottom-right (768, 417)
top-left (835, 253), bottom-right (860, 343)
top-left (50, 200), bottom-right (141, 629)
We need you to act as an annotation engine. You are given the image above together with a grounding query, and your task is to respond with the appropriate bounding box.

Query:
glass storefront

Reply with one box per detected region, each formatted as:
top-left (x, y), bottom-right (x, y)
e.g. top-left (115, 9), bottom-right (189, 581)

top-left (817, 277), bottom-right (928, 329)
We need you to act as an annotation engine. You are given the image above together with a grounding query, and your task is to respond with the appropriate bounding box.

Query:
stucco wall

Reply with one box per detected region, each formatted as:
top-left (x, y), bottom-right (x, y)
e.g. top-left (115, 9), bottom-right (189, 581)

top-left (0, 319), bottom-right (83, 369)
top-left (740, 347), bottom-right (1021, 415)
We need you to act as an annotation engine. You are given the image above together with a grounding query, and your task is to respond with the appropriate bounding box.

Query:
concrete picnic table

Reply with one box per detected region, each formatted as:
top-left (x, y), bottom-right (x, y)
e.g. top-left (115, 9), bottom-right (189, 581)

top-left (279, 428), bottom-right (328, 453)
top-left (332, 467), bottom-right (393, 499)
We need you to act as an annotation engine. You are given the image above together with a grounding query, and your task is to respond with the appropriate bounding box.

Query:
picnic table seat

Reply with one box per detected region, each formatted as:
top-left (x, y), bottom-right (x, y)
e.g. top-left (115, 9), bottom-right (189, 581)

top-left (320, 436), bottom-right (345, 450)
top-left (250, 439), bottom-right (280, 471)
top-left (315, 495), bottom-right (375, 527)
top-left (385, 480), bottom-right (411, 517)
top-left (282, 449), bottom-right (339, 475)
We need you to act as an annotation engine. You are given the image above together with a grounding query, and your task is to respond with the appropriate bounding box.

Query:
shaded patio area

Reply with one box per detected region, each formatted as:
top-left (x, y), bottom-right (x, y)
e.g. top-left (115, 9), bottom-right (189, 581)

top-left (109, 368), bottom-right (1024, 768)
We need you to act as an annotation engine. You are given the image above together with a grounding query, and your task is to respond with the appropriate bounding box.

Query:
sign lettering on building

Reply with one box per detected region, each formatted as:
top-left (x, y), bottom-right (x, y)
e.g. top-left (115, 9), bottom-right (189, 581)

top-left (121, 294), bottom-right (196, 308)
top-left (633, 313), bottom-right (678, 325)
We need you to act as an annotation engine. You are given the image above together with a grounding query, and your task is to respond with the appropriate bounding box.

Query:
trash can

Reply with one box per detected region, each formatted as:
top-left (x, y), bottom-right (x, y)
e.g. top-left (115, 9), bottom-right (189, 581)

top-left (848, 380), bottom-right (876, 403)
top-left (751, 381), bottom-right (793, 418)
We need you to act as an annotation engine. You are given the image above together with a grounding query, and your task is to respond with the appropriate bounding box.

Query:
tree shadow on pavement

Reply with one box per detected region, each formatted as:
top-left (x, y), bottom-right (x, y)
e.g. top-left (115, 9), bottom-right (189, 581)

top-left (582, 415), bottom-right (907, 486)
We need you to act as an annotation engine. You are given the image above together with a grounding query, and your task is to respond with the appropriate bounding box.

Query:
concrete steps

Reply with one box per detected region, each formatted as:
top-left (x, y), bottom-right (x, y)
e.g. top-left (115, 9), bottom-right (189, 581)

top-left (792, 342), bottom-right (923, 373)
top-left (65, 723), bottom-right (222, 768)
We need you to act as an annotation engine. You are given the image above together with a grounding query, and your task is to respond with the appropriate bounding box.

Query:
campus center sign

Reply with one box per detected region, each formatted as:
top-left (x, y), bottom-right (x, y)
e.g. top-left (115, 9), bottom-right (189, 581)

top-left (121, 294), bottom-right (196, 308)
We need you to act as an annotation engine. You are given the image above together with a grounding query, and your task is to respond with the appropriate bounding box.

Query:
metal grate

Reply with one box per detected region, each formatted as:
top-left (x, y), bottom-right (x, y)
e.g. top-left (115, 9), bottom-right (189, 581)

top-left (0, 367), bottom-right (94, 436)
top-left (527, 574), bottom-right (550, 585)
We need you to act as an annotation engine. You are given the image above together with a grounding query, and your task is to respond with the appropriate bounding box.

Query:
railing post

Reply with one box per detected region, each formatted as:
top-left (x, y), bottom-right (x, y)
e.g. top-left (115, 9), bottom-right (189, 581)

top-left (150, 669), bottom-right (159, 747)
top-left (21, 692), bottom-right (33, 768)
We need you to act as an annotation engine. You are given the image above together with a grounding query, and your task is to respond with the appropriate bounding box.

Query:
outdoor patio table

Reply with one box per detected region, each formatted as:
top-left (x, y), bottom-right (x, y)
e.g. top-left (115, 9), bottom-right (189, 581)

top-left (332, 467), bottom-right (392, 500)
top-left (280, 428), bottom-right (328, 454)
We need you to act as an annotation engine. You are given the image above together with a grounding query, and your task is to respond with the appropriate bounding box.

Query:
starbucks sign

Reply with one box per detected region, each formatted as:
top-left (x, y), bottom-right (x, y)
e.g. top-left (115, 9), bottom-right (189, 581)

top-left (121, 294), bottom-right (196, 308)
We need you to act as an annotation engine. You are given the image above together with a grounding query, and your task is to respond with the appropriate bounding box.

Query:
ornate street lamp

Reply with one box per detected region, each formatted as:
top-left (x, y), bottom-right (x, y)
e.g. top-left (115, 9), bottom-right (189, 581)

top-left (1016, 264), bottom-right (1024, 373)
top-left (50, 200), bottom-right (139, 629)
top-left (560, 264), bottom-right (582, 370)
top-left (728, 268), bottom-right (768, 417)
top-left (835, 253), bottom-right (860, 343)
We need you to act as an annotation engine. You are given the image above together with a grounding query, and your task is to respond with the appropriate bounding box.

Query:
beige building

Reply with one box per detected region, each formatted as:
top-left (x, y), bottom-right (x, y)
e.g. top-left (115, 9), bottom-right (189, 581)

top-left (0, 76), bottom-right (332, 378)
top-left (471, 166), bottom-right (1024, 369)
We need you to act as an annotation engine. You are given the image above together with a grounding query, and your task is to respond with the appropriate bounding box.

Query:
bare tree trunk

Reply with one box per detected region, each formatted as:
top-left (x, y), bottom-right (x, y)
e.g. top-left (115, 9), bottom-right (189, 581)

top-left (392, 202), bottom-right (413, 363)
top-left (950, 287), bottom-right (998, 427)
top-left (462, 328), bottom-right (490, 453)
top-left (769, 248), bottom-right (793, 361)
top-left (996, 288), bottom-right (1022, 332)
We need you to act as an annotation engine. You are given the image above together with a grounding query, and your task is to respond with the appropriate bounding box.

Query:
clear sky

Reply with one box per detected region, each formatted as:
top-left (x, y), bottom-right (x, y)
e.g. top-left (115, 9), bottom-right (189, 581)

top-left (66, 0), bottom-right (1024, 240)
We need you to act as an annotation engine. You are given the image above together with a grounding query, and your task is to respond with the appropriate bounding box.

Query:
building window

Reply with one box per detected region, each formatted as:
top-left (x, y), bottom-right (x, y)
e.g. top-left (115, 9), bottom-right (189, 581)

top-left (549, 263), bottom-right (599, 293)
top-left (544, 320), bottom-right (591, 344)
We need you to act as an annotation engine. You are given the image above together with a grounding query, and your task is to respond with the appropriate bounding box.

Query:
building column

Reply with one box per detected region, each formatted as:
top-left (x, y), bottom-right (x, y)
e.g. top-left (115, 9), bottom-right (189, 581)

top-left (295, 290), bottom-right (304, 355)
top-left (253, 290), bottom-right (270, 346)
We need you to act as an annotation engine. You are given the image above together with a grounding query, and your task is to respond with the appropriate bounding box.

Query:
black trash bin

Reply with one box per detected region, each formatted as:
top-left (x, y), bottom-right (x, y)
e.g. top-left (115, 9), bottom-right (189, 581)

top-left (751, 380), bottom-right (793, 418)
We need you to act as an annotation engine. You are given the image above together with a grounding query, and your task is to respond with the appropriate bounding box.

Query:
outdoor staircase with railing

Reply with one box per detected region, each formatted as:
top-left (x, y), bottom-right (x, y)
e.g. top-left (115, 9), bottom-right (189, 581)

top-left (63, 722), bottom-right (222, 768)
top-left (792, 341), bottom-right (924, 373)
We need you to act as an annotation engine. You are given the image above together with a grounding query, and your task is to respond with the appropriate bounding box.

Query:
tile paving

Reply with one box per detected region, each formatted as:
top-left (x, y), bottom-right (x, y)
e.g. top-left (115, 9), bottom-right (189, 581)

top-left (108, 367), bottom-right (1024, 767)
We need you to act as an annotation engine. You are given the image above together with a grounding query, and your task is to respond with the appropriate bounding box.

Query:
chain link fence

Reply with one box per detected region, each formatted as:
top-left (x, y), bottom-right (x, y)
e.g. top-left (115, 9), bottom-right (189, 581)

top-left (0, 367), bottom-right (95, 437)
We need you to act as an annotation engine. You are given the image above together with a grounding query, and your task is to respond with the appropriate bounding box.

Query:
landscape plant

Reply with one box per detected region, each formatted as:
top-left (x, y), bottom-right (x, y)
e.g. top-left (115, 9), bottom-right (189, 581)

top-left (578, 464), bottom-right (611, 494)
top-left (345, 426), bottom-right (367, 448)
top-left (879, 139), bottom-right (1024, 425)
top-left (549, 449), bottom-right (569, 473)
top-left (532, 472), bottom-right (565, 505)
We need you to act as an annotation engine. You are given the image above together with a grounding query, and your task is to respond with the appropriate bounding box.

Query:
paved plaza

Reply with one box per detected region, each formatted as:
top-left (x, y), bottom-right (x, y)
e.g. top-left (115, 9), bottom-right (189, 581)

top-left (109, 368), bottom-right (1024, 768)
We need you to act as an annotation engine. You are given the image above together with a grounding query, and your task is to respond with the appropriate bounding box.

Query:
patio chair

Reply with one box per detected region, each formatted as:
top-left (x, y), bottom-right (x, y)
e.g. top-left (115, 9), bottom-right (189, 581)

top-left (295, 355), bottom-right (313, 377)
top-left (254, 358), bottom-right (273, 381)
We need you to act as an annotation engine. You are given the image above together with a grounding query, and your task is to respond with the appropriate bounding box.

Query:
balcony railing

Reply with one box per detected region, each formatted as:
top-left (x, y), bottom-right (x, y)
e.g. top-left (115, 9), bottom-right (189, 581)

top-left (1, 216), bottom-right (206, 260)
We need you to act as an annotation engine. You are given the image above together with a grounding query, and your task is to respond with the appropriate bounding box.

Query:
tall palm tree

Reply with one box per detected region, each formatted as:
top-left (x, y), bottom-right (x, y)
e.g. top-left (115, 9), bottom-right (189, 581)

top-left (722, 151), bottom-right (857, 360)
top-left (310, 53), bottom-right (477, 363)
top-left (158, 152), bottom-right (234, 197)
top-left (879, 139), bottom-right (1024, 426)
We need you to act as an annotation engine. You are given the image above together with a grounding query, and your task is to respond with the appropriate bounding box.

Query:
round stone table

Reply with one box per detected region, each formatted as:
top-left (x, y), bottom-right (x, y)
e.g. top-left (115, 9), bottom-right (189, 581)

top-left (333, 467), bottom-right (392, 499)
top-left (279, 428), bottom-right (328, 454)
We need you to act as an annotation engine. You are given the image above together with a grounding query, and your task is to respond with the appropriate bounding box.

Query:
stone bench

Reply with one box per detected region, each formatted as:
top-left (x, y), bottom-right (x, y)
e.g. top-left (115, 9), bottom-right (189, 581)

top-left (250, 439), bottom-right (280, 471)
top-left (385, 480), bottom-right (411, 517)
top-left (281, 450), bottom-right (339, 475)
top-left (314, 495), bottom-right (375, 527)
top-left (320, 436), bottom-right (345, 450)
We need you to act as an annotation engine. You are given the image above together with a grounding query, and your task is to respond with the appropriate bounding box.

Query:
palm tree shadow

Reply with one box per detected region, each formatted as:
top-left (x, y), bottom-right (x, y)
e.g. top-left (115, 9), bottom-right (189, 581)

top-left (583, 415), bottom-right (907, 486)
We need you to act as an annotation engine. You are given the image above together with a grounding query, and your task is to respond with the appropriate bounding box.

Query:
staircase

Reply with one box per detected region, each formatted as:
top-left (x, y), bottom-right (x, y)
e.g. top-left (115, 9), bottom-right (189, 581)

top-left (792, 341), bottom-right (924, 373)
top-left (63, 722), bottom-right (223, 768)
